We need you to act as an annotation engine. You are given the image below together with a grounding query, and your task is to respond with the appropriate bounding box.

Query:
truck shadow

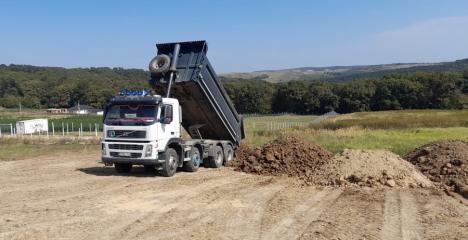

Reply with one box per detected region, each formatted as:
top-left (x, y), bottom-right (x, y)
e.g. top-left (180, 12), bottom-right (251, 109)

top-left (77, 166), bottom-right (166, 177)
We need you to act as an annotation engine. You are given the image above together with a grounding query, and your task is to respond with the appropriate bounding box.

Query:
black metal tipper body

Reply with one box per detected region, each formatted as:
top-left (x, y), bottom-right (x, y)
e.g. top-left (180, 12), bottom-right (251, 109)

top-left (149, 40), bottom-right (244, 146)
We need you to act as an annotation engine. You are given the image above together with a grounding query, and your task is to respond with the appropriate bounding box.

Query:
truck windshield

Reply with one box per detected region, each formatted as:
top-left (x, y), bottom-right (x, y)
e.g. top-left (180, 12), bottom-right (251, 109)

top-left (104, 104), bottom-right (158, 126)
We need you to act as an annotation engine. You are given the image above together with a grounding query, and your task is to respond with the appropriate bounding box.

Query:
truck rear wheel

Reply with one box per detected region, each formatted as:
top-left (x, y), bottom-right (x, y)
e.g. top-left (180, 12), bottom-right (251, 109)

top-left (209, 146), bottom-right (224, 168)
top-left (115, 163), bottom-right (132, 173)
top-left (183, 148), bottom-right (200, 172)
top-left (224, 145), bottom-right (234, 163)
top-left (160, 148), bottom-right (178, 177)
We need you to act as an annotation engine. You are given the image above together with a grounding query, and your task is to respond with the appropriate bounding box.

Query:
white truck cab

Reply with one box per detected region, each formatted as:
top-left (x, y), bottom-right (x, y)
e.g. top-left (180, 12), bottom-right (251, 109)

top-left (101, 94), bottom-right (234, 177)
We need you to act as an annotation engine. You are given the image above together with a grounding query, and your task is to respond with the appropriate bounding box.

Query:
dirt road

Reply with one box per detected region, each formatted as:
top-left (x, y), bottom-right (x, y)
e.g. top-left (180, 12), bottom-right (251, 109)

top-left (0, 151), bottom-right (466, 240)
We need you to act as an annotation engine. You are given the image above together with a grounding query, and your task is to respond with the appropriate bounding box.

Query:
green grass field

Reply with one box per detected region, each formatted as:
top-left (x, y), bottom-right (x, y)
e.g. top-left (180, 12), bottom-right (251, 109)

top-left (315, 109), bottom-right (468, 129)
top-left (0, 137), bottom-right (99, 161)
top-left (1, 109), bottom-right (467, 159)
top-left (0, 108), bottom-right (103, 133)
top-left (242, 110), bottom-right (468, 156)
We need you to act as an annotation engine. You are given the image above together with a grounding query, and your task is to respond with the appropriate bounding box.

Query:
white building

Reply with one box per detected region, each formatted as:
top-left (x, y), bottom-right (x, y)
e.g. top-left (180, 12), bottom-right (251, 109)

top-left (16, 119), bottom-right (48, 134)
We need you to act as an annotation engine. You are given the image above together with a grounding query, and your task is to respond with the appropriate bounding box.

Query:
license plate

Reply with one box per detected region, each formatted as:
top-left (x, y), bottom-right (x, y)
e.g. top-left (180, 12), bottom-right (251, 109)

top-left (118, 152), bottom-right (131, 157)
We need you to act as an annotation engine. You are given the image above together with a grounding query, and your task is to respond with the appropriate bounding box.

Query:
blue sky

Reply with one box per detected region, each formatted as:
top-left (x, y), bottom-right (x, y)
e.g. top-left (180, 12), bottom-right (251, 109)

top-left (1, 0), bottom-right (468, 72)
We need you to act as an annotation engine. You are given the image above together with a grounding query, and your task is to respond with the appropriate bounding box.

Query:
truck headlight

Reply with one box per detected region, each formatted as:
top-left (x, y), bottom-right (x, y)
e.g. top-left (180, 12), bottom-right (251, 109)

top-left (145, 145), bottom-right (153, 157)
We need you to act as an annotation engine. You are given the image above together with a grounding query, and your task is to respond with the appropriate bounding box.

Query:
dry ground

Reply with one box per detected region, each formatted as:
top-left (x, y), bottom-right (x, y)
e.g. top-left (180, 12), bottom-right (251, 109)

top-left (0, 152), bottom-right (467, 240)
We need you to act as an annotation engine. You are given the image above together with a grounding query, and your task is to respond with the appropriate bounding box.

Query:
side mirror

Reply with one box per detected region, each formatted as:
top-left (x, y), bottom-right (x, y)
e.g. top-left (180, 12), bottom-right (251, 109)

top-left (103, 104), bottom-right (110, 122)
top-left (160, 105), bottom-right (173, 124)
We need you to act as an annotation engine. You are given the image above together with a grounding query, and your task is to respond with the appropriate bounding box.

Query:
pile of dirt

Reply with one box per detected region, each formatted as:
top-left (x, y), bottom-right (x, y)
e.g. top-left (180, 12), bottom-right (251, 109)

top-left (314, 149), bottom-right (433, 188)
top-left (230, 136), bottom-right (432, 188)
top-left (229, 136), bottom-right (333, 182)
top-left (405, 140), bottom-right (468, 198)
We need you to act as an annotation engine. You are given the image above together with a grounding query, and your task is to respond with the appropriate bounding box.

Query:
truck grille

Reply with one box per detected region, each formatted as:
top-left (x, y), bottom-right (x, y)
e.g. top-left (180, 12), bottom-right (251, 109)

top-left (110, 152), bottom-right (142, 158)
top-left (108, 144), bottom-right (143, 150)
top-left (107, 130), bottom-right (146, 138)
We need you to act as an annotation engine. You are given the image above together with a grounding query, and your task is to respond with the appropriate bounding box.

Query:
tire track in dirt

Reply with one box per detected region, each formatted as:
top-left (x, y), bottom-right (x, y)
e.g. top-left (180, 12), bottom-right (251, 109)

top-left (412, 189), bottom-right (468, 239)
top-left (6, 172), bottom-right (248, 240)
top-left (297, 189), bottom-right (384, 240)
top-left (261, 189), bottom-right (342, 240)
top-left (381, 190), bottom-right (422, 240)
top-left (222, 181), bottom-right (287, 240)
top-left (120, 177), bottom-right (286, 240)
top-left (86, 174), bottom-right (256, 240)
top-left (2, 152), bottom-right (468, 240)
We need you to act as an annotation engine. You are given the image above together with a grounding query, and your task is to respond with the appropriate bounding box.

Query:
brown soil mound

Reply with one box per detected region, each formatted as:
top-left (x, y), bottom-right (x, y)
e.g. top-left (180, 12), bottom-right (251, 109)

top-left (315, 149), bottom-right (433, 188)
top-left (229, 136), bottom-right (333, 183)
top-left (230, 137), bottom-right (431, 188)
top-left (405, 140), bottom-right (468, 198)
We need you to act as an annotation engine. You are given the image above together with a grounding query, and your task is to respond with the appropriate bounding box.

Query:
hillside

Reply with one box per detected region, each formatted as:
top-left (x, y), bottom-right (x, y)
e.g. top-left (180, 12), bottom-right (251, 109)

top-left (1, 60), bottom-right (467, 113)
top-left (0, 64), bottom-right (149, 109)
top-left (221, 58), bottom-right (468, 82)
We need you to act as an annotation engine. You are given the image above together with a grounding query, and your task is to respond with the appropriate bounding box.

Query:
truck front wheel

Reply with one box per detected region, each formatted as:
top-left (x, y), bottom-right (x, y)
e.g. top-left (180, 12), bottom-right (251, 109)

top-left (183, 148), bottom-right (200, 172)
top-left (115, 163), bottom-right (132, 173)
top-left (160, 148), bottom-right (178, 177)
top-left (209, 146), bottom-right (224, 168)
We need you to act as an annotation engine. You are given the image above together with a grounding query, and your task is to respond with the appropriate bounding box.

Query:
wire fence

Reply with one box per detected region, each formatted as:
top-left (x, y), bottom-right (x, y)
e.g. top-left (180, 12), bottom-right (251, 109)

top-left (249, 121), bottom-right (310, 130)
top-left (0, 121), bottom-right (103, 138)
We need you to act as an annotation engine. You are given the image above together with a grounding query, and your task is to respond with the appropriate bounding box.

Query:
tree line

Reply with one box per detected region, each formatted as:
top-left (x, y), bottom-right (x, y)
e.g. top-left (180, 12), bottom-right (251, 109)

top-left (1, 64), bottom-right (467, 114)
top-left (223, 72), bottom-right (468, 114)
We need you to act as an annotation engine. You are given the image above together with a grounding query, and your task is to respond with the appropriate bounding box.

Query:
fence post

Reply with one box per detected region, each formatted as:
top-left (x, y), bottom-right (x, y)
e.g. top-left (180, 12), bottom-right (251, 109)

top-left (10, 124), bottom-right (13, 135)
top-left (72, 122), bottom-right (74, 132)
top-left (62, 122), bottom-right (64, 136)
top-left (0, 128), bottom-right (2, 137)
top-left (52, 122), bottom-right (55, 136)
top-left (66, 123), bottom-right (69, 135)
top-left (95, 123), bottom-right (97, 137)
top-left (80, 123), bottom-right (83, 137)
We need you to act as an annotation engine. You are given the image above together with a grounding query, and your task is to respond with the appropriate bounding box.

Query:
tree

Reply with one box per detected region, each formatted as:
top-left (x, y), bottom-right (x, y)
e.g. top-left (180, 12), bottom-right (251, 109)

top-left (334, 81), bottom-right (376, 113)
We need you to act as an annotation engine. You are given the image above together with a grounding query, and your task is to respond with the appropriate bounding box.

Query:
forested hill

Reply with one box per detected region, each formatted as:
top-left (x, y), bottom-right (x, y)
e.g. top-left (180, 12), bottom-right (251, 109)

top-left (0, 64), bottom-right (149, 109)
top-left (1, 62), bottom-right (467, 114)
top-left (222, 58), bottom-right (468, 82)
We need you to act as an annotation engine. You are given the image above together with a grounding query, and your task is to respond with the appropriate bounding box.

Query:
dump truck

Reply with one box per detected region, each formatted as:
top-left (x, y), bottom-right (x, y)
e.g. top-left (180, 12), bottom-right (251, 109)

top-left (101, 40), bottom-right (244, 176)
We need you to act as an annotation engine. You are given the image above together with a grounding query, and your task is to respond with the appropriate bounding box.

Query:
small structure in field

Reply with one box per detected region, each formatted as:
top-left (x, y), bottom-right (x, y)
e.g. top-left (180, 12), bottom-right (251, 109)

top-left (46, 108), bottom-right (68, 114)
top-left (68, 104), bottom-right (101, 115)
top-left (16, 119), bottom-right (48, 134)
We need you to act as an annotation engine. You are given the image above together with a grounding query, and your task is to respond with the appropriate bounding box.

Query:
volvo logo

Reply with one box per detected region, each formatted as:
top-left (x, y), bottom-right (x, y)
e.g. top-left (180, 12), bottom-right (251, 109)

top-left (109, 130), bottom-right (116, 137)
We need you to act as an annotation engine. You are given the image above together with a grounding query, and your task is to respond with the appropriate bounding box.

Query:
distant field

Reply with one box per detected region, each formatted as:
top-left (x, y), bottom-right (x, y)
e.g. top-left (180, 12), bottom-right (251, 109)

top-left (2, 109), bottom-right (468, 157)
top-left (315, 109), bottom-right (468, 129)
top-left (0, 108), bottom-right (102, 133)
top-left (242, 110), bottom-right (468, 155)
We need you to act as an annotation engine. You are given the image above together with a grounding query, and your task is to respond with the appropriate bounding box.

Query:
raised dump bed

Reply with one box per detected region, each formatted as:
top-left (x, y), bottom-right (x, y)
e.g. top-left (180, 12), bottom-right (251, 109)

top-left (149, 41), bottom-right (244, 146)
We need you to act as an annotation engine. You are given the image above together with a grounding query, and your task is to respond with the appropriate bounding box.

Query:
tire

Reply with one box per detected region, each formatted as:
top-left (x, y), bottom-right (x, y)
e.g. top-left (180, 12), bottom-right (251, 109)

top-left (144, 165), bottom-right (156, 173)
top-left (208, 146), bottom-right (224, 168)
top-left (183, 147), bottom-right (201, 172)
top-left (149, 54), bottom-right (171, 75)
top-left (115, 163), bottom-right (132, 173)
top-left (160, 148), bottom-right (178, 177)
top-left (224, 145), bottom-right (234, 163)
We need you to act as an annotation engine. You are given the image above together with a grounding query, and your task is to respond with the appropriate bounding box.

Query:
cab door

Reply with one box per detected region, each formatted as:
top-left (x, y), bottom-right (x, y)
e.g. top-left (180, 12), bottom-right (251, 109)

top-left (159, 103), bottom-right (180, 139)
